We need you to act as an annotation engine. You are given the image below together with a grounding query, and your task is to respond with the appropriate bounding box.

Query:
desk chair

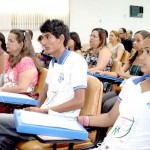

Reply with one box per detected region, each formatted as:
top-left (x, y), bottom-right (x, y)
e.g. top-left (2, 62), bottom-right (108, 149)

top-left (120, 50), bottom-right (130, 65)
top-left (16, 75), bottom-right (103, 150)
top-left (110, 60), bottom-right (122, 91)
top-left (110, 60), bottom-right (122, 72)
top-left (81, 44), bottom-right (90, 55)
top-left (34, 68), bottom-right (48, 95)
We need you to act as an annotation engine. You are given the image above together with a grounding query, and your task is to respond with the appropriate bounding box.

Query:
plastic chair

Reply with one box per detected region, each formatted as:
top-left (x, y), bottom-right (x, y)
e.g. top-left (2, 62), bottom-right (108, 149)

top-left (120, 50), bottom-right (130, 65)
top-left (81, 44), bottom-right (90, 55)
top-left (110, 60), bottom-right (122, 72)
top-left (16, 75), bottom-right (103, 150)
top-left (110, 60), bottom-right (122, 91)
top-left (34, 68), bottom-right (48, 96)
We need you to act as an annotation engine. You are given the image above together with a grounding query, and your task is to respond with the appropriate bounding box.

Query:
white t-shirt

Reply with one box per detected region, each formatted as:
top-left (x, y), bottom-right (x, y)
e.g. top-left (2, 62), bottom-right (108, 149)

top-left (104, 76), bottom-right (150, 149)
top-left (41, 49), bottom-right (87, 117)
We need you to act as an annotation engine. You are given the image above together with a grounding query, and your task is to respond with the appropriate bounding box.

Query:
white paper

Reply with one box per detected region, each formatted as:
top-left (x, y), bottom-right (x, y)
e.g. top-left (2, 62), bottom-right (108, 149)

top-left (0, 92), bottom-right (34, 100)
top-left (20, 110), bottom-right (83, 131)
top-left (37, 135), bottom-right (71, 140)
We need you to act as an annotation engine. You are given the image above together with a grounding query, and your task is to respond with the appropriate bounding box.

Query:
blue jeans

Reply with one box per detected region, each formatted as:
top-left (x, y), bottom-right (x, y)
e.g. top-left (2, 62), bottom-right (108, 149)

top-left (0, 113), bottom-right (34, 150)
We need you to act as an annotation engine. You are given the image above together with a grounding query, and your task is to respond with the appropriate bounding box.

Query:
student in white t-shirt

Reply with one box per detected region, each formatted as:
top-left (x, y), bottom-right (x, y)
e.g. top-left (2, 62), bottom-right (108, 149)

top-left (0, 19), bottom-right (88, 150)
top-left (78, 33), bottom-right (150, 150)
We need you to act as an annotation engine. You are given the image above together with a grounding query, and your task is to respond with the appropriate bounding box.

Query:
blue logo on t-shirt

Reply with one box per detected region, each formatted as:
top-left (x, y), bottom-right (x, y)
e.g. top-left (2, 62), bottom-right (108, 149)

top-left (58, 72), bottom-right (64, 83)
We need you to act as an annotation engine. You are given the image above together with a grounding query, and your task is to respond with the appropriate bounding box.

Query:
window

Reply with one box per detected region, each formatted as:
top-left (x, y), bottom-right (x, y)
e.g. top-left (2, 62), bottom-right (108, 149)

top-left (0, 0), bottom-right (70, 30)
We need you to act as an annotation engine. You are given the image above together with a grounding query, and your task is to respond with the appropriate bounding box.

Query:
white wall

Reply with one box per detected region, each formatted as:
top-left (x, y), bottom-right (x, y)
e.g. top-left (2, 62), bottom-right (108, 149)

top-left (2, 0), bottom-right (150, 44)
top-left (70, 0), bottom-right (150, 44)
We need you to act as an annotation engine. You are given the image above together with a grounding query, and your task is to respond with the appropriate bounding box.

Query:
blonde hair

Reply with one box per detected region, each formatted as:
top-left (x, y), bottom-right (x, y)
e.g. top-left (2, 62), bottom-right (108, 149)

top-left (110, 30), bottom-right (121, 43)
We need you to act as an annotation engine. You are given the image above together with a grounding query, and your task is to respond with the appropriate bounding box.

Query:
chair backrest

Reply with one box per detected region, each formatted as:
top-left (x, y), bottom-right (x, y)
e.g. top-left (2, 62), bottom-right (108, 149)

top-left (111, 60), bottom-right (122, 72)
top-left (79, 75), bottom-right (103, 144)
top-left (34, 68), bottom-right (48, 95)
top-left (120, 50), bottom-right (130, 64)
top-left (81, 43), bottom-right (90, 54)
top-left (80, 75), bottom-right (103, 116)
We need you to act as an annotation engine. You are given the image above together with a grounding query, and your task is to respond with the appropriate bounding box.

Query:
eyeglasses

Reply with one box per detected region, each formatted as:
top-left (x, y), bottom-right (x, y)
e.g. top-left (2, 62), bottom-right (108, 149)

top-left (89, 34), bottom-right (99, 39)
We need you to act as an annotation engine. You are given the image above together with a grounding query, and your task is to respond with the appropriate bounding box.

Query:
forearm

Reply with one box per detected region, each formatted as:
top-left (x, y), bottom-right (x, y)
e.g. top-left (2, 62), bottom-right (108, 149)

top-left (78, 101), bottom-right (120, 128)
top-left (50, 98), bottom-right (83, 113)
top-left (1, 86), bottom-right (28, 93)
top-left (38, 85), bottom-right (48, 107)
top-left (88, 113), bottom-right (116, 127)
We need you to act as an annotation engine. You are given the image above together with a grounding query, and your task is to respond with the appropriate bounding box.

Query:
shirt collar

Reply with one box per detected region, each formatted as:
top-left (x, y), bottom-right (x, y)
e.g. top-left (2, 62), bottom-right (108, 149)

top-left (133, 74), bottom-right (150, 85)
top-left (51, 48), bottom-right (71, 66)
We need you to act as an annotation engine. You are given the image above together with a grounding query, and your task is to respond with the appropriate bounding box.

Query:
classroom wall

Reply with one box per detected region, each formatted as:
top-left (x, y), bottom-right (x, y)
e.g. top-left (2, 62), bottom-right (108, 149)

top-left (70, 0), bottom-right (150, 44)
top-left (2, 0), bottom-right (150, 45)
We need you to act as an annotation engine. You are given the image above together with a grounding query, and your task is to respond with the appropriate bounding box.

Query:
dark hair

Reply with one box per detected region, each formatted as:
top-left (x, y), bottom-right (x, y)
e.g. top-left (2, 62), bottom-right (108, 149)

top-left (40, 19), bottom-right (70, 47)
top-left (0, 32), bottom-right (6, 51)
top-left (129, 30), bottom-right (149, 64)
top-left (70, 32), bottom-right (81, 51)
top-left (129, 30), bottom-right (133, 35)
top-left (37, 35), bottom-right (43, 42)
top-left (9, 29), bottom-right (41, 71)
top-left (92, 28), bottom-right (107, 47)
top-left (120, 28), bottom-right (127, 33)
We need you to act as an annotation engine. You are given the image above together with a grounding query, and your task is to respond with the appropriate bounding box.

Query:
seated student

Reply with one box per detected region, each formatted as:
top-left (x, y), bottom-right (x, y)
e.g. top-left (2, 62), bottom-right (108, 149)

top-left (68, 31), bottom-right (82, 55)
top-left (84, 28), bottom-right (113, 74)
top-left (99, 30), bottom-right (149, 113)
top-left (37, 35), bottom-right (52, 68)
top-left (107, 30), bottom-right (125, 61)
top-left (127, 29), bottom-right (134, 45)
top-left (118, 28), bottom-right (133, 53)
top-left (0, 19), bottom-right (87, 150)
top-left (0, 29), bottom-right (42, 93)
top-left (84, 28), bottom-right (112, 92)
top-left (0, 32), bottom-right (9, 83)
top-left (26, 29), bottom-right (43, 54)
top-left (78, 33), bottom-right (150, 150)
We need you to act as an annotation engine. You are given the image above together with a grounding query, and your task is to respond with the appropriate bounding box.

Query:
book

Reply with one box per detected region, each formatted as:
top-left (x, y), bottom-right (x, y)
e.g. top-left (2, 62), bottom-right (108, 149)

top-left (14, 110), bottom-right (88, 140)
top-left (0, 92), bottom-right (38, 106)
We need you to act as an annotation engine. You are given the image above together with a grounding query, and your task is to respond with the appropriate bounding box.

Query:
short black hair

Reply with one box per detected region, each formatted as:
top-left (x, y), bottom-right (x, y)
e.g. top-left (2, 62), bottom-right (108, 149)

top-left (40, 19), bottom-right (70, 47)
top-left (120, 28), bottom-right (127, 33)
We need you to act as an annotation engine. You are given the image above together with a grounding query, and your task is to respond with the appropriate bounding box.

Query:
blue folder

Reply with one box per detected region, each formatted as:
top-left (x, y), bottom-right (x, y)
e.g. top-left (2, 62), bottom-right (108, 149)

top-left (87, 72), bottom-right (123, 84)
top-left (0, 92), bottom-right (38, 106)
top-left (14, 110), bottom-right (88, 140)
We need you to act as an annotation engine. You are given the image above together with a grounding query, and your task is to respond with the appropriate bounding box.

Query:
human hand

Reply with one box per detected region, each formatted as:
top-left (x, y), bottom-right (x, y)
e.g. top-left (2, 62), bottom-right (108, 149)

top-left (77, 116), bottom-right (82, 125)
top-left (95, 71), bottom-right (106, 75)
top-left (88, 68), bottom-right (104, 75)
top-left (24, 107), bottom-right (42, 113)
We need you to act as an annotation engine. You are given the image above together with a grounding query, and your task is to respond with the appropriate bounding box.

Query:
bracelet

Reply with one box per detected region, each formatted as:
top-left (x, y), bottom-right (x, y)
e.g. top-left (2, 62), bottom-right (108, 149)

top-left (82, 116), bottom-right (90, 126)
